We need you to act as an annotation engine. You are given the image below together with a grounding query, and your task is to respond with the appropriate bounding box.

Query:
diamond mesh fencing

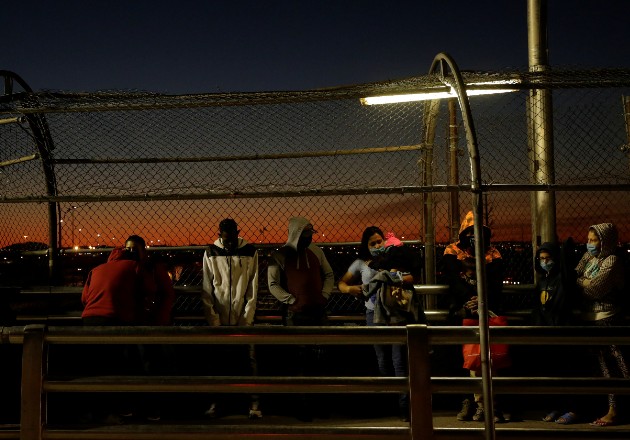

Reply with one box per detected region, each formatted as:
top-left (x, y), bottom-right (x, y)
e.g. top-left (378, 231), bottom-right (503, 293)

top-left (1, 68), bottom-right (629, 317)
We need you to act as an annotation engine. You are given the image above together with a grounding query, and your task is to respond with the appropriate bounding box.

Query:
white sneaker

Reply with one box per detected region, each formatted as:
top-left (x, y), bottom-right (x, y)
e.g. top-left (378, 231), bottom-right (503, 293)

top-left (248, 402), bottom-right (262, 419)
top-left (248, 409), bottom-right (263, 419)
top-left (204, 402), bottom-right (217, 418)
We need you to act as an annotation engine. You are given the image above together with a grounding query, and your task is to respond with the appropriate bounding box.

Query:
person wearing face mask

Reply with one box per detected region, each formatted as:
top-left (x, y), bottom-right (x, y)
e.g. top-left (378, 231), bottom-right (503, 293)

top-left (575, 223), bottom-right (627, 427)
top-left (442, 211), bottom-right (504, 326)
top-left (531, 242), bottom-right (573, 327)
top-left (267, 217), bottom-right (334, 421)
top-left (531, 241), bottom-right (580, 425)
top-left (201, 218), bottom-right (261, 419)
top-left (338, 227), bottom-right (423, 422)
top-left (440, 211), bottom-right (505, 423)
top-left (268, 217), bottom-right (334, 323)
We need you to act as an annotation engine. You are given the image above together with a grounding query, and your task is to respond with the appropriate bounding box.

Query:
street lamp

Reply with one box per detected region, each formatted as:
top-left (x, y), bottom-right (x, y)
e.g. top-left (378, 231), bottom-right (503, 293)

top-left (64, 206), bottom-right (77, 248)
top-left (360, 80), bottom-right (520, 105)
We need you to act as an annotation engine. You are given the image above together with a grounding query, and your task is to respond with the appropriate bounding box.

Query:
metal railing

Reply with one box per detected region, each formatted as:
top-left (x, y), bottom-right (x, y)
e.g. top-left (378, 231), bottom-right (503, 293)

top-left (1, 324), bottom-right (629, 440)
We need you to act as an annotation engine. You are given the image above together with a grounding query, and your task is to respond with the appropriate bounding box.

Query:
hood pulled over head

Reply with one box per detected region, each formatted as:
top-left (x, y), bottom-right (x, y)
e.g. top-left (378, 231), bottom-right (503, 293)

top-left (589, 223), bottom-right (618, 259)
top-left (285, 217), bottom-right (314, 251)
top-left (457, 211), bottom-right (491, 250)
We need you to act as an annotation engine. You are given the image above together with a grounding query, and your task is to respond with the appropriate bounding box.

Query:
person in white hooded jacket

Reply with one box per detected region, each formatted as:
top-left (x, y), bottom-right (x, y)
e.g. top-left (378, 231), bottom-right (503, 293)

top-left (201, 218), bottom-right (261, 419)
top-left (202, 218), bottom-right (258, 326)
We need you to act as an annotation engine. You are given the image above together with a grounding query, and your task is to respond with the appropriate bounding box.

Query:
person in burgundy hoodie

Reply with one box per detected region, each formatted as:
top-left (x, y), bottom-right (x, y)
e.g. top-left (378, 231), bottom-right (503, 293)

top-left (268, 217), bottom-right (334, 326)
top-left (267, 217), bottom-right (334, 421)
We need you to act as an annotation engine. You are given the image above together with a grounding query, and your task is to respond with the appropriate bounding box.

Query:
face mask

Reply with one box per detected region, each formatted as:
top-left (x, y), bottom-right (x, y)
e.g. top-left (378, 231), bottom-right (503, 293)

top-left (540, 260), bottom-right (554, 272)
top-left (297, 235), bottom-right (312, 250)
top-left (466, 236), bottom-right (476, 255)
top-left (370, 246), bottom-right (386, 257)
top-left (586, 243), bottom-right (600, 256)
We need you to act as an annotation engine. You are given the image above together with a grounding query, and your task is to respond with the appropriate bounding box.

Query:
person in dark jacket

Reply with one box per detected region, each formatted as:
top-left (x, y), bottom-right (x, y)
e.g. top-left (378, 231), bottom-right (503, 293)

top-left (123, 235), bottom-right (176, 421)
top-left (532, 241), bottom-right (579, 424)
top-left (531, 242), bottom-right (573, 327)
top-left (441, 211), bottom-right (505, 424)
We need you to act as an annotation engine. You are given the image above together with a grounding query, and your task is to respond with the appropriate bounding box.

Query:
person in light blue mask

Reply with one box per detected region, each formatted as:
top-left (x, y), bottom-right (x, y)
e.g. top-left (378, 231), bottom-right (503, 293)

top-left (532, 242), bottom-right (574, 327)
top-left (531, 241), bottom-right (579, 424)
top-left (575, 223), bottom-right (627, 427)
top-left (338, 226), bottom-right (423, 422)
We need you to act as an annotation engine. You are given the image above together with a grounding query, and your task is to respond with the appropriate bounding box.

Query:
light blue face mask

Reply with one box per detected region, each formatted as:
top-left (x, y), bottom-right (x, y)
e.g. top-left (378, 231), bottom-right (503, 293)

top-left (586, 243), bottom-right (600, 256)
top-left (540, 260), bottom-right (554, 272)
top-left (370, 246), bottom-right (387, 257)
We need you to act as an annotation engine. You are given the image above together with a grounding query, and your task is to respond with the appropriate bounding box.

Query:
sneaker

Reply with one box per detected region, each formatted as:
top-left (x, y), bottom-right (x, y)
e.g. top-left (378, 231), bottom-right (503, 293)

top-left (456, 399), bottom-right (474, 421)
top-left (472, 406), bottom-right (484, 422)
top-left (103, 413), bottom-right (125, 425)
top-left (493, 410), bottom-right (506, 424)
top-left (248, 401), bottom-right (262, 419)
top-left (204, 402), bottom-right (218, 418)
top-left (146, 413), bottom-right (161, 422)
top-left (248, 409), bottom-right (263, 419)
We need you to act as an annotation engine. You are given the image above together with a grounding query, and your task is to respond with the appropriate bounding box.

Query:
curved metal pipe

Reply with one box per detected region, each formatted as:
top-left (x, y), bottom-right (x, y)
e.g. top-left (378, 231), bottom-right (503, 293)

top-left (1, 70), bottom-right (59, 283)
top-left (427, 52), bottom-right (495, 440)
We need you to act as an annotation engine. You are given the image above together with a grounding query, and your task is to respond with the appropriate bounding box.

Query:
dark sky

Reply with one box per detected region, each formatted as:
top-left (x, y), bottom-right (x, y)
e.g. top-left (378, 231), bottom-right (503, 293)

top-left (2, 0), bottom-right (629, 93)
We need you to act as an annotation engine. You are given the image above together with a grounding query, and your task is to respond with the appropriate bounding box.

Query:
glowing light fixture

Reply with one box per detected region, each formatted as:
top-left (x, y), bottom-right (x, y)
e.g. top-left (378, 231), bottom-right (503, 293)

top-left (360, 80), bottom-right (520, 105)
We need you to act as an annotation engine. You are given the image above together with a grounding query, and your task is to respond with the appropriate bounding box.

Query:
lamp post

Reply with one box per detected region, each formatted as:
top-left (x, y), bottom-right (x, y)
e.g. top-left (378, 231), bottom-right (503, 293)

top-left (65, 206), bottom-right (77, 248)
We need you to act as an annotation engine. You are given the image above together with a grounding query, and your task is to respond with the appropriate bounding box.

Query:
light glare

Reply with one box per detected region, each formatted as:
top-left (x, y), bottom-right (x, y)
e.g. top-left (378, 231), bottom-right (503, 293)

top-left (361, 80), bottom-right (520, 105)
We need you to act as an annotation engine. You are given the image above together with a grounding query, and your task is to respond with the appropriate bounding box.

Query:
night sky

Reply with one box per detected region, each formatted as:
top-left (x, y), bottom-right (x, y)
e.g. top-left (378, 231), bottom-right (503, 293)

top-left (2, 0), bottom-right (629, 93)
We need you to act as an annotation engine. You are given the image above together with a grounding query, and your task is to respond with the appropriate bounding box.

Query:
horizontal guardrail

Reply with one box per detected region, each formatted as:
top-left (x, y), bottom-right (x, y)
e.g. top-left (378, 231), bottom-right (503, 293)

top-left (10, 324), bottom-right (630, 440)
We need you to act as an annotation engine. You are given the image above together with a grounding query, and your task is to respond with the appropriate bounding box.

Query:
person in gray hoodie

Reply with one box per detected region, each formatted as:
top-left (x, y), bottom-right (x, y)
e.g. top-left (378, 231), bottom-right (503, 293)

top-left (201, 218), bottom-right (261, 419)
top-left (267, 217), bottom-right (334, 421)
top-left (268, 217), bottom-right (334, 326)
top-left (576, 222), bottom-right (627, 426)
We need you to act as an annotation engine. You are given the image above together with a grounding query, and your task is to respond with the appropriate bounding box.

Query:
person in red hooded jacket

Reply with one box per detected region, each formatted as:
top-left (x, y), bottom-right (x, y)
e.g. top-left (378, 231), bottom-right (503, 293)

top-left (81, 246), bottom-right (146, 325)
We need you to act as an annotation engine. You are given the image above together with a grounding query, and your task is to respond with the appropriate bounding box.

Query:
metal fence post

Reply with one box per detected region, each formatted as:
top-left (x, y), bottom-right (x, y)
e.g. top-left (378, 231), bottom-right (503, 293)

top-left (406, 324), bottom-right (433, 440)
top-left (21, 324), bottom-right (47, 440)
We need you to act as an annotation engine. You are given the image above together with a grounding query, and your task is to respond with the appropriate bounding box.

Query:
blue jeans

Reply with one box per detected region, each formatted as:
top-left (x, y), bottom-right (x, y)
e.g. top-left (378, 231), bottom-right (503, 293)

top-left (366, 309), bottom-right (408, 413)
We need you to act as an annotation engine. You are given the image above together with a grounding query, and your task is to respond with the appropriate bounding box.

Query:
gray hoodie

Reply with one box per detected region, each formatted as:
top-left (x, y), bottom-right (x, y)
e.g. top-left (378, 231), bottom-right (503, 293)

top-left (267, 217), bottom-right (334, 312)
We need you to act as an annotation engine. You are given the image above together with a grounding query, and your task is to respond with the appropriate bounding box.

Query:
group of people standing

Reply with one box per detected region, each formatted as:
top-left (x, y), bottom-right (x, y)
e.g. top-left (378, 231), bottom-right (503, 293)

top-left (531, 222), bottom-right (628, 427)
top-left (80, 213), bottom-right (628, 426)
top-left (439, 212), bottom-right (628, 427)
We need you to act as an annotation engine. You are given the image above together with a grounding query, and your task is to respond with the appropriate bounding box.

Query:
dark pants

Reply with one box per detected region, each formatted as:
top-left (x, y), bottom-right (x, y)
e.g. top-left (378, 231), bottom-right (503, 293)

top-left (285, 309), bottom-right (329, 418)
top-left (366, 309), bottom-right (409, 415)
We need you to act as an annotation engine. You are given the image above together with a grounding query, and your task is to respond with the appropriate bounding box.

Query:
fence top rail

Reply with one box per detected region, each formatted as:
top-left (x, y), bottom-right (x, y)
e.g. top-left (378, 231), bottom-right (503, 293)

top-left (6, 324), bottom-right (630, 346)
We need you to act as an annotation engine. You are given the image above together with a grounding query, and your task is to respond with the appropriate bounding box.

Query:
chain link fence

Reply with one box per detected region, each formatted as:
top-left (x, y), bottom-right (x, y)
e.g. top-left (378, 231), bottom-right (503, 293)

top-left (1, 68), bottom-right (629, 316)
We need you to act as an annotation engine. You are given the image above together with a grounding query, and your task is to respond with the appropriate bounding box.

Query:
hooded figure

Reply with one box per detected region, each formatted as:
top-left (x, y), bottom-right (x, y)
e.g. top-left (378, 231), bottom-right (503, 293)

top-left (531, 242), bottom-right (573, 326)
top-left (201, 219), bottom-right (259, 326)
top-left (575, 223), bottom-right (628, 427)
top-left (268, 217), bottom-right (334, 318)
top-left (81, 247), bottom-right (146, 324)
top-left (575, 222), bottom-right (624, 321)
top-left (442, 211), bottom-right (504, 323)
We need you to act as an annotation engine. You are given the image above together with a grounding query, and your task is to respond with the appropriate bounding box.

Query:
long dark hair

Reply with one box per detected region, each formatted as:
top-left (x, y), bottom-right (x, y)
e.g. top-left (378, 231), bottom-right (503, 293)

top-left (358, 226), bottom-right (384, 261)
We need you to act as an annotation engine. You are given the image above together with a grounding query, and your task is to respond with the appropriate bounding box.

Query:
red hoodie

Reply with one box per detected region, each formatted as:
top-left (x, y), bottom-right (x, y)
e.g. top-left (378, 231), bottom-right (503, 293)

top-left (81, 248), bottom-right (144, 323)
